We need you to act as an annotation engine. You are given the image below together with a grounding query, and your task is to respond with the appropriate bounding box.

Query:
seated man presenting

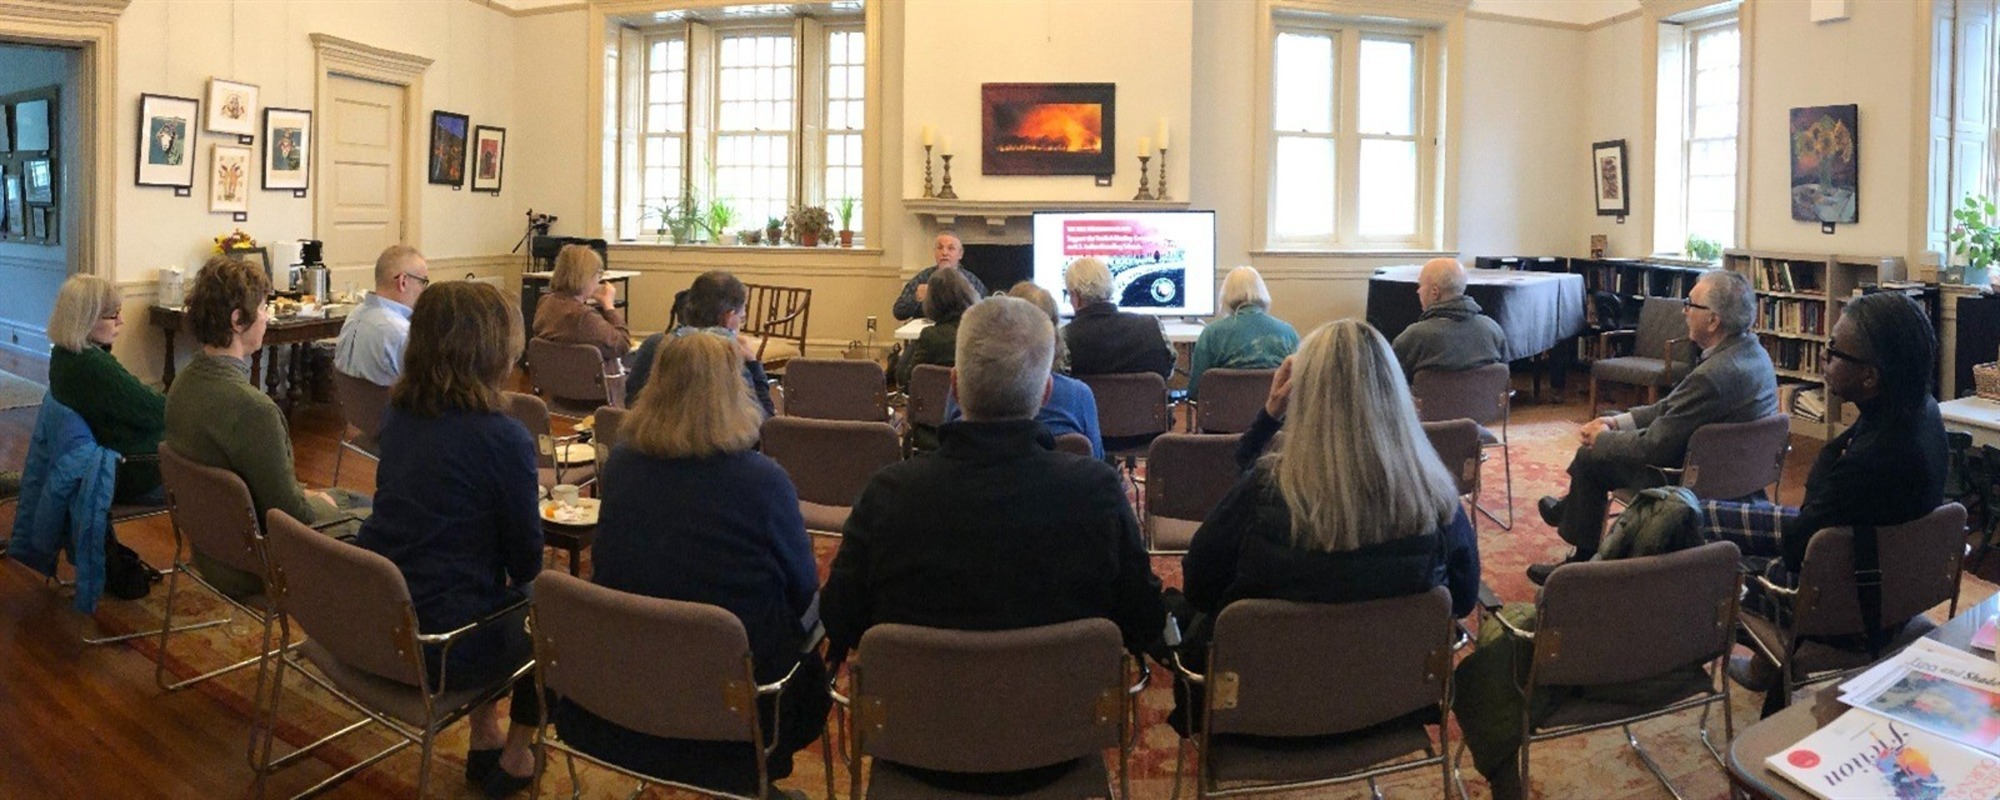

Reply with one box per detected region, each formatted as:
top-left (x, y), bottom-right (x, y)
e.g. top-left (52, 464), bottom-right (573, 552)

top-left (1529, 269), bottom-right (1776, 584)
top-left (333, 245), bottom-right (428, 386)
top-left (625, 270), bottom-right (775, 416)
top-left (891, 232), bottom-right (988, 321)
top-left (1391, 257), bottom-right (1507, 378)
top-left (822, 296), bottom-right (1166, 795)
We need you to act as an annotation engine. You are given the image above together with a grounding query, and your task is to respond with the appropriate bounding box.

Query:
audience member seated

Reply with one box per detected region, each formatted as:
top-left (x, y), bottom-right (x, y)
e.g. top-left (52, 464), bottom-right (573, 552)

top-left (532, 244), bottom-right (630, 366)
top-left (896, 266), bottom-right (979, 388)
top-left (354, 281), bottom-right (543, 798)
top-left (46, 274), bottom-right (165, 504)
top-left (560, 332), bottom-right (826, 796)
top-left (822, 296), bottom-right (1166, 795)
top-left (891, 232), bottom-right (988, 321)
top-left (1390, 257), bottom-right (1507, 379)
top-left (1062, 256), bottom-right (1176, 379)
top-left (1529, 270), bottom-right (1776, 583)
top-left (625, 270), bottom-right (775, 416)
top-left (1188, 266), bottom-right (1298, 397)
top-left (164, 256), bottom-right (367, 599)
top-left (945, 284), bottom-right (1104, 458)
top-left (1701, 292), bottom-right (1946, 689)
top-left (333, 244), bottom-right (428, 386)
top-left (1169, 319), bottom-right (1479, 733)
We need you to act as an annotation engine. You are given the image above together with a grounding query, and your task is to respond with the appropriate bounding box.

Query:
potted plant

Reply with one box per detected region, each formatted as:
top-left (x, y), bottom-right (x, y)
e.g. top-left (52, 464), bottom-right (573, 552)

top-left (738, 227), bottom-right (763, 245)
top-left (1949, 194), bottom-right (1999, 287)
top-left (764, 216), bottom-right (784, 246)
top-left (705, 198), bottom-right (738, 246)
top-left (650, 192), bottom-right (704, 244)
top-left (835, 196), bottom-right (858, 247)
top-left (1684, 235), bottom-right (1722, 263)
top-left (786, 204), bottom-right (834, 247)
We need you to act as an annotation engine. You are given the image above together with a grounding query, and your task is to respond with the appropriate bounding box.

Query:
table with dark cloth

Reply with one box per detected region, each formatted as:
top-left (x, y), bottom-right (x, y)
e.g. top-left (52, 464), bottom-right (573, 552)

top-left (1366, 265), bottom-right (1586, 361)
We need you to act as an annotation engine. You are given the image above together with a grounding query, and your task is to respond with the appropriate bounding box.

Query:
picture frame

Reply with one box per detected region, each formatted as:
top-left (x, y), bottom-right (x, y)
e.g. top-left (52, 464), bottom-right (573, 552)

top-left (30, 206), bottom-right (46, 240)
top-left (0, 104), bottom-right (11, 154)
top-left (24, 158), bottom-right (52, 204)
top-left (3, 174), bottom-right (21, 238)
top-left (225, 245), bottom-right (273, 285)
top-left (205, 78), bottom-right (259, 137)
top-left (263, 107), bottom-right (311, 191)
top-left (1592, 139), bottom-right (1630, 217)
top-left (210, 143), bottom-right (252, 214)
top-left (428, 110), bottom-right (470, 187)
top-left (137, 93), bottom-right (199, 188)
top-left (12, 98), bottom-right (49, 152)
top-left (471, 125), bottom-right (506, 192)
top-left (980, 82), bottom-right (1116, 176)
top-left (1790, 104), bottom-right (1859, 224)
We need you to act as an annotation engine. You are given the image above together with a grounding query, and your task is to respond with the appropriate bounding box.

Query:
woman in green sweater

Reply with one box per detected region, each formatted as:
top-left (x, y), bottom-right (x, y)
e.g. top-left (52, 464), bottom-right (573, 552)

top-left (47, 275), bottom-right (166, 503)
top-left (164, 255), bottom-right (364, 597)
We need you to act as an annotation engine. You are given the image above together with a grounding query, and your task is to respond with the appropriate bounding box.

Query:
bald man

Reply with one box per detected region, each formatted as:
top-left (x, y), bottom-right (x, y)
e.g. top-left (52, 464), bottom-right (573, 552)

top-left (334, 244), bottom-right (430, 386)
top-left (892, 232), bottom-right (988, 320)
top-left (1390, 258), bottom-right (1507, 379)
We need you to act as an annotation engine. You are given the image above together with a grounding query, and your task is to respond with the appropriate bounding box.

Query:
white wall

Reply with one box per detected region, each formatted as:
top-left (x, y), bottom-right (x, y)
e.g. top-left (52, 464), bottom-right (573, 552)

top-left (0, 43), bottom-right (79, 357)
top-left (1456, 16), bottom-right (1591, 257)
top-left (1580, 14), bottom-right (1651, 257)
top-left (1471, 0), bottom-right (1638, 26)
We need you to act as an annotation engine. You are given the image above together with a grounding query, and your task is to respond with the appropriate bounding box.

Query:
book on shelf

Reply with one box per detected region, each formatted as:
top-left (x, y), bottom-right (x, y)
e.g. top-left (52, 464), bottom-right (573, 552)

top-left (1766, 708), bottom-right (2000, 800)
top-left (1794, 387), bottom-right (1827, 421)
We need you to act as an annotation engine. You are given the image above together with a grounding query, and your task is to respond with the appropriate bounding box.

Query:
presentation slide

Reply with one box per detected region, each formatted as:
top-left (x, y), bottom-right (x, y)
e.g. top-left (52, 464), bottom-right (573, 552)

top-left (1031, 211), bottom-right (1216, 317)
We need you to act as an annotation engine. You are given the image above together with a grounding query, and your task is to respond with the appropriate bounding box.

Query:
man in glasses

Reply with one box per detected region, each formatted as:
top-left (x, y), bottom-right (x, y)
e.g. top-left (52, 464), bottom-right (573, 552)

top-left (1529, 270), bottom-right (1777, 584)
top-left (335, 244), bottom-right (430, 386)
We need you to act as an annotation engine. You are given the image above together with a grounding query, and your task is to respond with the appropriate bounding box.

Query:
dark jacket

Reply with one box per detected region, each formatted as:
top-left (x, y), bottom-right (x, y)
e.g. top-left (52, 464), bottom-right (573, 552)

top-left (1595, 332), bottom-right (1780, 468)
top-left (1063, 302), bottom-right (1175, 378)
top-left (1390, 295), bottom-right (1508, 379)
top-left (624, 329), bottom-right (776, 416)
top-left (897, 316), bottom-right (960, 388)
top-left (49, 344), bottom-right (165, 502)
top-left (893, 265), bottom-right (989, 321)
top-left (1781, 396), bottom-right (1947, 572)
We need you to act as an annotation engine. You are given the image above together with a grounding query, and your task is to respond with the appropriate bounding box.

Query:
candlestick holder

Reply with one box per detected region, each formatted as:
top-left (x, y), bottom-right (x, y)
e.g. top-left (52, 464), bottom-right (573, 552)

top-left (1133, 155), bottom-right (1154, 201)
top-left (1156, 148), bottom-right (1170, 201)
top-left (938, 154), bottom-right (959, 199)
top-left (922, 144), bottom-right (935, 198)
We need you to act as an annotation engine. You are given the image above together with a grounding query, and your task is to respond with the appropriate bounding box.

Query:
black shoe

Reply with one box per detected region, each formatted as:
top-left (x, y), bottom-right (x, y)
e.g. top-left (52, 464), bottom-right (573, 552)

top-left (1537, 496), bottom-right (1564, 527)
top-left (464, 748), bottom-right (501, 786)
top-left (1728, 654), bottom-right (1780, 692)
top-left (1526, 562), bottom-right (1560, 586)
top-left (481, 765), bottom-right (534, 799)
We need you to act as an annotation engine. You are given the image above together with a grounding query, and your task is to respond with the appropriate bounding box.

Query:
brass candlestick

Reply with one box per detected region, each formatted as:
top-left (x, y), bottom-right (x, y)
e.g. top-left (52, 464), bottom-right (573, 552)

top-left (938, 154), bottom-right (959, 199)
top-left (1134, 154), bottom-right (1154, 201)
top-left (1156, 148), bottom-right (1169, 201)
top-left (922, 144), bottom-right (935, 198)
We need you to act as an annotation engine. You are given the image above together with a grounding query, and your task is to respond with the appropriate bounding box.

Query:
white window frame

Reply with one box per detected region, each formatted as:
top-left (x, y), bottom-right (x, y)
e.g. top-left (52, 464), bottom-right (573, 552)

top-left (1652, 5), bottom-right (1744, 256)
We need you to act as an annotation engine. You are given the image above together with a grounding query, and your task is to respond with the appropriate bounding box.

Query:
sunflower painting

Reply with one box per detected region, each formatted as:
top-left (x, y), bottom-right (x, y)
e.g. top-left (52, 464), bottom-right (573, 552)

top-left (1790, 104), bottom-right (1858, 224)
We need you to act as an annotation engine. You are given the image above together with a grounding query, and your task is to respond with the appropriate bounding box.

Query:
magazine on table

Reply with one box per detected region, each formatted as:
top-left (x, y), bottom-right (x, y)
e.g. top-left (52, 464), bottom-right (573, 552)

top-left (1838, 639), bottom-right (2000, 757)
top-left (1767, 708), bottom-right (2000, 800)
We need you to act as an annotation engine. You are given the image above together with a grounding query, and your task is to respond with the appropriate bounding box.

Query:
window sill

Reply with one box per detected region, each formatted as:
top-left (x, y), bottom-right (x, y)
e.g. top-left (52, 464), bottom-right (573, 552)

top-left (1250, 248), bottom-right (1454, 259)
top-left (608, 241), bottom-right (885, 257)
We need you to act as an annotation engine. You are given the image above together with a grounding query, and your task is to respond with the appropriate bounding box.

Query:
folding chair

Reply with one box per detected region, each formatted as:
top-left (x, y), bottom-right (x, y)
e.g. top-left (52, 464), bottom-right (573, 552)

top-left (330, 370), bottom-right (390, 488)
top-left (1412, 364), bottom-right (1514, 530)
top-left (761, 416), bottom-right (901, 536)
top-left (784, 358), bottom-right (890, 421)
top-left (526, 337), bottom-right (627, 420)
top-left (1143, 433), bottom-right (1242, 554)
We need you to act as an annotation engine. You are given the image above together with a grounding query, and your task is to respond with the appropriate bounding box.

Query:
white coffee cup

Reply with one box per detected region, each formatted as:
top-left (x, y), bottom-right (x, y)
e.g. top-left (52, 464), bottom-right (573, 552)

top-left (551, 484), bottom-right (580, 507)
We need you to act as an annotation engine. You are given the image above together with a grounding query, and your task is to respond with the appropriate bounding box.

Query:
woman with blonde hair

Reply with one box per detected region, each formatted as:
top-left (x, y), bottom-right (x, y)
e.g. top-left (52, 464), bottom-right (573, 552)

top-left (47, 274), bottom-right (165, 503)
top-left (531, 243), bottom-right (630, 363)
top-left (1188, 266), bottom-right (1299, 396)
top-left (1169, 319), bottom-right (1480, 732)
top-left (561, 332), bottom-right (826, 796)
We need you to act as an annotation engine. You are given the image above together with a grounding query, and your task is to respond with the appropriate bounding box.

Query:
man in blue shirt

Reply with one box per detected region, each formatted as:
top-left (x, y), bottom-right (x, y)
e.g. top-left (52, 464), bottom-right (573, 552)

top-left (334, 245), bottom-right (428, 386)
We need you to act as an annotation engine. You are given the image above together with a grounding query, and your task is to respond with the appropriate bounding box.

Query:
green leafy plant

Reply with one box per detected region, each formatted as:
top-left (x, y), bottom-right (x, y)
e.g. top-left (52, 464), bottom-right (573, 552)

top-left (645, 192), bottom-right (706, 243)
top-left (738, 227), bottom-right (763, 245)
top-left (1949, 194), bottom-right (2000, 275)
top-left (835, 196), bottom-right (858, 231)
top-left (704, 198), bottom-right (738, 243)
top-left (785, 204), bottom-right (834, 245)
top-left (764, 216), bottom-right (784, 246)
top-left (1685, 235), bottom-right (1722, 262)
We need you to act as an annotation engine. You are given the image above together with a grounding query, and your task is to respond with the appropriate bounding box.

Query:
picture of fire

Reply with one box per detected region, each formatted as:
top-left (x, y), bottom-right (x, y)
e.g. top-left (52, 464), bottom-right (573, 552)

top-left (994, 103), bottom-right (1103, 154)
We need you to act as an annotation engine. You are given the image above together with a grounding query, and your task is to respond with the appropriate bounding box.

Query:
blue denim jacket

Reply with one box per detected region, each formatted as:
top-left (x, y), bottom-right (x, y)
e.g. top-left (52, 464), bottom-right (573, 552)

top-left (10, 397), bottom-right (121, 611)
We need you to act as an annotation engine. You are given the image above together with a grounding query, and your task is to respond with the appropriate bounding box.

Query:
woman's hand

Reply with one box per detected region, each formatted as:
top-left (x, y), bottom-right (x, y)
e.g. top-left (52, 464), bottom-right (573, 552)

top-left (1263, 356), bottom-right (1295, 419)
top-left (591, 279), bottom-right (618, 308)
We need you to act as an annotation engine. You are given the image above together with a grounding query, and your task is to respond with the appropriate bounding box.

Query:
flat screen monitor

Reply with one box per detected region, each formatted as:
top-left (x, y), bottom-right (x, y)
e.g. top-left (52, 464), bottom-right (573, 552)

top-left (1031, 210), bottom-right (1217, 317)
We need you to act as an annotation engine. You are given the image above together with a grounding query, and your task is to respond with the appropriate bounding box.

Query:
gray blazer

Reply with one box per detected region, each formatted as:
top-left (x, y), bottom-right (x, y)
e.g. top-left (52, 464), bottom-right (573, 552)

top-left (1592, 332), bottom-right (1778, 468)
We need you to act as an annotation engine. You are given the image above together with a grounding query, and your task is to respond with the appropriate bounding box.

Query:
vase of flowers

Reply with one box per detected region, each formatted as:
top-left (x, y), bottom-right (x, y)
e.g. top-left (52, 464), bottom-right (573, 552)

top-left (1791, 115), bottom-right (1855, 222)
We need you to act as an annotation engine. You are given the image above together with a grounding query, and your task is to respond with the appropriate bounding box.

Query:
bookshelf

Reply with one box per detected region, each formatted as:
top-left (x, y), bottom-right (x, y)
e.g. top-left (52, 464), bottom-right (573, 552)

top-left (1722, 249), bottom-right (1906, 439)
top-left (1569, 258), bottom-right (1715, 328)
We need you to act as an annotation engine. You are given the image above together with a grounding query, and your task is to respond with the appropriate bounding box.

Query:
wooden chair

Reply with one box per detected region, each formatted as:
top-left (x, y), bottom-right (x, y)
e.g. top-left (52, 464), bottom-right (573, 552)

top-left (742, 283), bottom-right (811, 372)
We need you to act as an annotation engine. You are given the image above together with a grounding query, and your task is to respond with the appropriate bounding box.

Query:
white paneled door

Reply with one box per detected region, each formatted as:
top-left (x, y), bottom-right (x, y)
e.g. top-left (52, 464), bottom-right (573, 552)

top-left (318, 74), bottom-right (405, 277)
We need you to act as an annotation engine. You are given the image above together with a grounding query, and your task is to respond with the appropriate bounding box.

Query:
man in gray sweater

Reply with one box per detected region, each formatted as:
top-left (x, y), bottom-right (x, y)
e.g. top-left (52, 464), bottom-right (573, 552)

top-left (1391, 257), bottom-right (1508, 378)
top-left (1529, 269), bottom-right (1777, 584)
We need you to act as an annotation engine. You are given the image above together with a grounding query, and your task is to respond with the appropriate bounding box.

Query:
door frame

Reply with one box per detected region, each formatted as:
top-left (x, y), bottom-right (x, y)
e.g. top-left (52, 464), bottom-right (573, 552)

top-left (0, 0), bottom-right (126, 277)
top-left (311, 34), bottom-right (432, 252)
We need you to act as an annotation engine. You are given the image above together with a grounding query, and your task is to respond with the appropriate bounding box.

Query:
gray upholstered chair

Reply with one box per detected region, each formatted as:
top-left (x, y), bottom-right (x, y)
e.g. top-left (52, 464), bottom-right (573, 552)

top-left (761, 416), bottom-right (901, 535)
top-left (903, 363), bottom-right (953, 455)
top-left (1740, 504), bottom-right (1967, 715)
top-left (257, 509), bottom-right (531, 799)
top-left (1143, 433), bottom-right (1243, 553)
top-left (783, 357), bottom-right (890, 421)
top-left (1611, 414), bottom-right (1792, 509)
top-left (1193, 368), bottom-right (1274, 434)
top-left (1497, 540), bottom-right (1740, 798)
top-left (1588, 297), bottom-right (1696, 417)
top-left (529, 571), bottom-right (807, 800)
top-left (590, 405), bottom-right (630, 450)
top-left (1412, 364), bottom-right (1514, 529)
top-left (503, 390), bottom-right (594, 491)
top-left (833, 619), bottom-right (1139, 799)
top-left (1171, 588), bottom-right (1461, 799)
top-left (1054, 432), bottom-right (1096, 458)
top-left (330, 370), bottom-right (390, 488)
top-left (526, 337), bottom-right (627, 420)
top-left (1421, 419), bottom-right (1483, 529)
top-left (154, 443), bottom-right (291, 702)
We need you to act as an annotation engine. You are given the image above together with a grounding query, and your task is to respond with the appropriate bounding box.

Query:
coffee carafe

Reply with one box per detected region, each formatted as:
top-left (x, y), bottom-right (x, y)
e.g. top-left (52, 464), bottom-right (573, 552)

top-left (292, 239), bottom-right (329, 301)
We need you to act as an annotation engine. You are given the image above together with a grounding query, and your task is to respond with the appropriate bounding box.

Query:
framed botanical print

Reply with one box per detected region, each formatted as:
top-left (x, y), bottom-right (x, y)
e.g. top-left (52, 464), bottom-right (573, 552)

top-left (471, 125), bottom-right (505, 192)
top-left (1591, 139), bottom-right (1630, 217)
top-left (137, 93), bottom-right (199, 188)
top-left (210, 144), bottom-right (252, 214)
top-left (428, 110), bottom-right (469, 187)
top-left (205, 78), bottom-right (259, 136)
top-left (263, 107), bottom-right (311, 191)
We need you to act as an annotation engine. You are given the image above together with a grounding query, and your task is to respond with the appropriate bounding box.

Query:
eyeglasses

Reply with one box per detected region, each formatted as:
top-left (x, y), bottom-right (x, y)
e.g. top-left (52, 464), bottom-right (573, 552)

top-left (400, 273), bottom-right (431, 287)
top-left (1826, 344), bottom-right (1871, 366)
top-left (1681, 297), bottom-right (1711, 312)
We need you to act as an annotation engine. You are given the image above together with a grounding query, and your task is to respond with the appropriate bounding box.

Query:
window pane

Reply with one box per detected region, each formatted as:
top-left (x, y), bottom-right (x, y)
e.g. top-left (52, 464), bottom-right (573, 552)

top-left (1694, 27), bottom-right (1738, 70)
top-left (1694, 68), bottom-right (1736, 107)
top-left (1689, 139), bottom-right (1734, 177)
top-left (1692, 103), bottom-right (1736, 138)
top-left (1358, 38), bottom-right (1415, 136)
top-left (1273, 135), bottom-right (1334, 238)
top-left (1358, 138), bottom-right (1418, 236)
top-left (1274, 32), bottom-right (1334, 133)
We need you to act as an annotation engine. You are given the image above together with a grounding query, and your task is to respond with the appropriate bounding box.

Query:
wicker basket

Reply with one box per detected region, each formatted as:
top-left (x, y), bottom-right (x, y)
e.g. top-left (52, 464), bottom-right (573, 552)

top-left (1975, 362), bottom-right (2000, 401)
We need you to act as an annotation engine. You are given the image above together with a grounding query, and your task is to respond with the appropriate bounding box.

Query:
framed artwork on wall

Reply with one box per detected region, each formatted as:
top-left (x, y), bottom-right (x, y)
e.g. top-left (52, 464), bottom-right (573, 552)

top-left (1591, 139), bottom-right (1630, 217)
top-left (471, 125), bottom-right (505, 192)
top-left (428, 110), bottom-right (469, 187)
top-left (24, 158), bottom-right (51, 204)
top-left (979, 83), bottom-right (1115, 176)
top-left (263, 107), bottom-right (311, 191)
top-left (1790, 104), bottom-right (1859, 224)
top-left (12, 98), bottom-right (49, 152)
top-left (0, 105), bottom-right (10, 154)
top-left (137, 93), bottom-right (199, 188)
top-left (3, 174), bottom-right (21, 237)
top-left (210, 144), bottom-right (252, 214)
top-left (205, 78), bottom-right (259, 136)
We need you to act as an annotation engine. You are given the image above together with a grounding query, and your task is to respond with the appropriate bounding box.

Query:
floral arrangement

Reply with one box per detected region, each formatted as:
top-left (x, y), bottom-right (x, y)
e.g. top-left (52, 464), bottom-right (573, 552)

top-left (1792, 115), bottom-right (1854, 190)
top-left (213, 228), bottom-right (257, 253)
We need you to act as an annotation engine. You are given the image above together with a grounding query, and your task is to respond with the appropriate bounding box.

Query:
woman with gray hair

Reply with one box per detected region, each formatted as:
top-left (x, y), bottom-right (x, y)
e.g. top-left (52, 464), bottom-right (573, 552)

top-left (1188, 266), bottom-right (1299, 396)
top-left (46, 274), bottom-right (166, 503)
top-left (1061, 256), bottom-right (1176, 379)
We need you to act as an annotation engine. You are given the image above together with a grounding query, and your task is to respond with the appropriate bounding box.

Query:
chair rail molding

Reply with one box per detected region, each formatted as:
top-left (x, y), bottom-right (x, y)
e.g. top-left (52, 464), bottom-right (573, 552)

top-left (0, 0), bottom-right (126, 278)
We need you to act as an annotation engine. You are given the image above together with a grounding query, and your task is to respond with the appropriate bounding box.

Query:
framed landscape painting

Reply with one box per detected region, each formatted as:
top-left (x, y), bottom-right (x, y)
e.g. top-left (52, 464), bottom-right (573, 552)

top-left (137, 93), bottom-right (199, 188)
top-left (428, 110), bottom-right (469, 187)
top-left (263, 107), bottom-right (311, 191)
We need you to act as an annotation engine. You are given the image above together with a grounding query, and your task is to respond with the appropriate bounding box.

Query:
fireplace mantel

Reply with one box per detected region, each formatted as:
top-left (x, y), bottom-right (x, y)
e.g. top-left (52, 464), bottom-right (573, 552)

top-left (906, 198), bottom-right (1191, 237)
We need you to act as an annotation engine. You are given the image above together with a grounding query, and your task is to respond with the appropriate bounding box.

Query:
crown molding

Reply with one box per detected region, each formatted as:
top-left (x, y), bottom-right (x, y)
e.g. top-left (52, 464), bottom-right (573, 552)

top-left (309, 33), bottom-right (434, 77)
top-left (0, 0), bottom-right (127, 27)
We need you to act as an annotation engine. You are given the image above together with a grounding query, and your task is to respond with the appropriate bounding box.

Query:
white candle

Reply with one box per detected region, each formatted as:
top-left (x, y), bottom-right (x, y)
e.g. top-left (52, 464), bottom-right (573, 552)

top-left (941, 135), bottom-right (952, 155)
top-left (1138, 136), bottom-right (1152, 154)
top-left (922, 124), bottom-right (934, 147)
top-left (1157, 118), bottom-right (1169, 151)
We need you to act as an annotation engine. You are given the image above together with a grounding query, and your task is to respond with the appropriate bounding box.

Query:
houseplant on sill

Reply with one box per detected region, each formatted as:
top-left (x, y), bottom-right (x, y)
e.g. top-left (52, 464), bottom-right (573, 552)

top-left (705, 198), bottom-right (739, 246)
top-left (764, 217), bottom-right (784, 246)
top-left (786, 204), bottom-right (834, 248)
top-left (647, 193), bottom-right (705, 244)
top-left (1948, 194), bottom-right (1998, 288)
top-left (1685, 235), bottom-right (1722, 264)
top-left (835, 196), bottom-right (858, 247)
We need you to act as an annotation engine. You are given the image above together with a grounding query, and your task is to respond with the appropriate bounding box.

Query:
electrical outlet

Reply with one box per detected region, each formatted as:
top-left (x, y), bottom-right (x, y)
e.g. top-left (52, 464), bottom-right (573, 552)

top-left (866, 316), bottom-right (878, 332)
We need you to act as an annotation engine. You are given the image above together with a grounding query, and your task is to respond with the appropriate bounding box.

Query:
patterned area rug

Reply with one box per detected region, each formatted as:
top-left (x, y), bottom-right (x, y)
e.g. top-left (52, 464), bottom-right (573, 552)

top-left (86, 398), bottom-right (1998, 799)
top-left (0, 368), bottom-right (42, 412)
